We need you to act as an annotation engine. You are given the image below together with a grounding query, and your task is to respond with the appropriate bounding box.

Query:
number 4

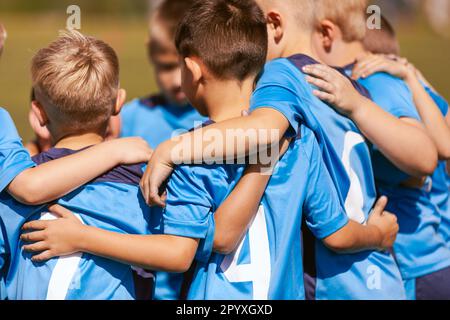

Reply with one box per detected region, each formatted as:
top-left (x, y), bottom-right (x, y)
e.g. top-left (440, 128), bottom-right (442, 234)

top-left (220, 205), bottom-right (271, 300)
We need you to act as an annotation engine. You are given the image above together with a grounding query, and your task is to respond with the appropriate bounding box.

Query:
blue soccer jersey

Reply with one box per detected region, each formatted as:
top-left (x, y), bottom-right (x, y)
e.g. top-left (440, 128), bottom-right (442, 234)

top-left (422, 85), bottom-right (450, 244)
top-left (354, 71), bottom-right (450, 280)
top-left (3, 148), bottom-right (154, 300)
top-left (249, 55), bottom-right (405, 299)
top-left (164, 125), bottom-right (349, 300)
top-left (121, 95), bottom-right (206, 149)
top-left (0, 107), bottom-right (35, 299)
top-left (121, 95), bottom-right (205, 300)
top-left (0, 108), bottom-right (35, 192)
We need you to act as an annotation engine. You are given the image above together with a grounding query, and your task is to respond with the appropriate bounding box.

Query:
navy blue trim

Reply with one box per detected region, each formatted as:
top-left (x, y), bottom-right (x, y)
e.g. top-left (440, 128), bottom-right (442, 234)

top-left (190, 119), bottom-right (215, 132)
top-left (139, 94), bottom-right (168, 109)
top-left (288, 54), bottom-right (372, 100)
top-left (32, 147), bottom-right (143, 186)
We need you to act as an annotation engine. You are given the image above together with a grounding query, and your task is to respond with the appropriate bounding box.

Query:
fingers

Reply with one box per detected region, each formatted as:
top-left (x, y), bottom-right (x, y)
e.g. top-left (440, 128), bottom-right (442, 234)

top-left (140, 163), bottom-right (151, 204)
top-left (302, 64), bottom-right (336, 82)
top-left (353, 56), bottom-right (383, 79)
top-left (372, 196), bottom-right (388, 215)
top-left (305, 75), bottom-right (335, 93)
top-left (312, 90), bottom-right (336, 105)
top-left (22, 241), bottom-right (50, 253)
top-left (48, 204), bottom-right (74, 219)
top-left (21, 230), bottom-right (47, 243)
top-left (31, 251), bottom-right (55, 263)
top-left (22, 220), bottom-right (48, 232)
top-left (354, 63), bottom-right (387, 80)
top-left (149, 182), bottom-right (166, 207)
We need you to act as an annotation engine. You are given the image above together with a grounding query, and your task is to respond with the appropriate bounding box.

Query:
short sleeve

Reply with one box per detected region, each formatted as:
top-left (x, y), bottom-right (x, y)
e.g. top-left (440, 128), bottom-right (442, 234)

top-left (423, 85), bottom-right (449, 117)
top-left (250, 60), bottom-right (311, 137)
top-left (361, 73), bottom-right (420, 120)
top-left (163, 165), bottom-right (216, 262)
top-left (303, 135), bottom-right (349, 239)
top-left (0, 108), bottom-right (35, 192)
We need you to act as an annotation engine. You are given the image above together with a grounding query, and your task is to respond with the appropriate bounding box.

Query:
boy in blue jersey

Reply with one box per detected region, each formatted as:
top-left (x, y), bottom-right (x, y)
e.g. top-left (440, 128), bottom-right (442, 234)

top-left (120, 0), bottom-right (205, 150)
top-left (309, 0), bottom-right (450, 299)
top-left (21, 0), bottom-right (400, 300)
top-left (121, 0), bottom-right (205, 300)
top-left (138, 0), bottom-right (436, 299)
top-left (0, 24), bottom-right (151, 300)
top-left (3, 31), bottom-right (155, 300)
top-left (362, 14), bottom-right (450, 246)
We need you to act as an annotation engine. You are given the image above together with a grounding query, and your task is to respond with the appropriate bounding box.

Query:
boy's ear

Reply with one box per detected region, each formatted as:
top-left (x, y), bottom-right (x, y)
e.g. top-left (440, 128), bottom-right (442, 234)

top-left (113, 88), bottom-right (127, 115)
top-left (184, 57), bottom-right (203, 84)
top-left (31, 100), bottom-right (49, 127)
top-left (266, 11), bottom-right (284, 44)
top-left (319, 20), bottom-right (337, 51)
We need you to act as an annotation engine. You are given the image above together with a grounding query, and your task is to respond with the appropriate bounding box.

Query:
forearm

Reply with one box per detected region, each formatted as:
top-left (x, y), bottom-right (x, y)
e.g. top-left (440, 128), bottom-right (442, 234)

top-left (8, 142), bottom-right (124, 205)
top-left (77, 225), bottom-right (198, 273)
top-left (213, 166), bottom-right (271, 254)
top-left (351, 97), bottom-right (437, 177)
top-left (405, 73), bottom-right (450, 160)
top-left (323, 221), bottom-right (382, 254)
top-left (162, 109), bottom-right (289, 165)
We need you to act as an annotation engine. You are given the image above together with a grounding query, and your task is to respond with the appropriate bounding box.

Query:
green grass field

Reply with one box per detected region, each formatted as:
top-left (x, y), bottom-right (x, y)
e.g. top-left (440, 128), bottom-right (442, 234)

top-left (0, 12), bottom-right (449, 142)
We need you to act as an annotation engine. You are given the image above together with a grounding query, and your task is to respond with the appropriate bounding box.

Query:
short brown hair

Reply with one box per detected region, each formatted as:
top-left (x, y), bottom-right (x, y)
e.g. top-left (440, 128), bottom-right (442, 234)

top-left (315, 0), bottom-right (368, 42)
top-left (257, 0), bottom-right (316, 32)
top-left (363, 14), bottom-right (400, 55)
top-left (31, 31), bottom-right (119, 133)
top-left (175, 0), bottom-right (268, 81)
top-left (149, 0), bottom-right (196, 55)
top-left (0, 24), bottom-right (6, 56)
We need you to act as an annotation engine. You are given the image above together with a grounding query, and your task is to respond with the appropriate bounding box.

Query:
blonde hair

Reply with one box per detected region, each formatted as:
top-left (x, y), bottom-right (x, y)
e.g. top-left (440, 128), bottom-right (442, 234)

top-left (257, 0), bottom-right (316, 31)
top-left (315, 0), bottom-right (368, 42)
top-left (31, 30), bottom-right (119, 132)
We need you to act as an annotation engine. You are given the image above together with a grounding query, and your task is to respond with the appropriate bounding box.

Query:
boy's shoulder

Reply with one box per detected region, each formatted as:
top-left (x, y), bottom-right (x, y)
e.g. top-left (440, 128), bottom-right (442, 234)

top-left (122, 94), bottom-right (169, 115)
top-left (0, 107), bottom-right (20, 141)
top-left (168, 162), bottom-right (245, 208)
top-left (360, 72), bottom-right (418, 119)
top-left (360, 72), bottom-right (410, 94)
top-left (33, 147), bottom-right (143, 186)
top-left (259, 57), bottom-right (306, 86)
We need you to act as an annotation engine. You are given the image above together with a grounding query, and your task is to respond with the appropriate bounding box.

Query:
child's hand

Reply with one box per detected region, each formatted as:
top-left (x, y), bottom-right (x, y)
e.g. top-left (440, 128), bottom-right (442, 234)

top-left (107, 137), bottom-right (153, 165)
top-left (302, 64), bottom-right (365, 118)
top-left (352, 54), bottom-right (413, 81)
top-left (140, 143), bottom-right (174, 207)
top-left (366, 196), bottom-right (399, 250)
top-left (20, 205), bottom-right (84, 262)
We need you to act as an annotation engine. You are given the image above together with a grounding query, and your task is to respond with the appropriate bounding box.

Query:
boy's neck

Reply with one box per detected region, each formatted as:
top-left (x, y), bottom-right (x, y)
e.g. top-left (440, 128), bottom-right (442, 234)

top-left (280, 34), bottom-right (324, 63)
top-left (205, 78), bottom-right (254, 122)
top-left (53, 133), bottom-right (104, 151)
top-left (330, 40), bottom-right (368, 67)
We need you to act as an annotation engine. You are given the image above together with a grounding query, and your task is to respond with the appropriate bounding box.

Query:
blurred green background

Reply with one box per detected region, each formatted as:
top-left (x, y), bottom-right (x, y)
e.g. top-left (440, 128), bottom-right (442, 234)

top-left (0, 0), bottom-right (449, 141)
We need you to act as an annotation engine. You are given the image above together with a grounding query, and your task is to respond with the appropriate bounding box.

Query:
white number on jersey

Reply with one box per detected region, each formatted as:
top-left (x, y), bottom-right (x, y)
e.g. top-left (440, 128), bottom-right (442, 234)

top-left (342, 131), bottom-right (366, 224)
top-left (220, 205), bottom-right (271, 300)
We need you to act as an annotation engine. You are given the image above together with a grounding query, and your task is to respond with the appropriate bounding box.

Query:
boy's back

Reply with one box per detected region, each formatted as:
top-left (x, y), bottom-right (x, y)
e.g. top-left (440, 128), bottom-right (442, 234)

top-left (164, 126), bottom-right (348, 300)
top-left (5, 147), bottom-right (153, 300)
top-left (251, 56), bottom-right (405, 299)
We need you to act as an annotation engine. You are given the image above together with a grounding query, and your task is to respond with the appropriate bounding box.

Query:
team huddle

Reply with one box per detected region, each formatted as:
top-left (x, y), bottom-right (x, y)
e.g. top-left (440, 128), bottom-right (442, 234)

top-left (0, 0), bottom-right (449, 301)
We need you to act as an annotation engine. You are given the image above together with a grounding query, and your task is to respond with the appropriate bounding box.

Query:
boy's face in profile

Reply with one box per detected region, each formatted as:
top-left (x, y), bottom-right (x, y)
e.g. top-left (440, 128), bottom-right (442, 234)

top-left (0, 24), bottom-right (6, 57)
top-left (149, 32), bottom-right (187, 107)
